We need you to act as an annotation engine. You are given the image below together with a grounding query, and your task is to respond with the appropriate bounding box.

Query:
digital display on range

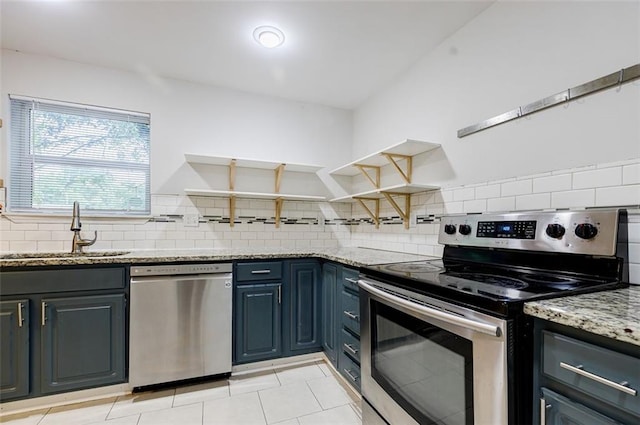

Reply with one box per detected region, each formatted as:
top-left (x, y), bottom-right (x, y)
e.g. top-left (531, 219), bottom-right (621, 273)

top-left (477, 220), bottom-right (536, 239)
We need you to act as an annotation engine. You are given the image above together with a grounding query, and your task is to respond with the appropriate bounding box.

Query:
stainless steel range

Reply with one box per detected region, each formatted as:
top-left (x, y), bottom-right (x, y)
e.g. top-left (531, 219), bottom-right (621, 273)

top-left (358, 209), bottom-right (629, 425)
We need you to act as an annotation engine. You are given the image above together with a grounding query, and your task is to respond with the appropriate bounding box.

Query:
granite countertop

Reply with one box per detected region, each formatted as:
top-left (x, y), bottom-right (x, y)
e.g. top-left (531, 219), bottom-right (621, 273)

top-left (0, 247), bottom-right (434, 269)
top-left (524, 286), bottom-right (640, 347)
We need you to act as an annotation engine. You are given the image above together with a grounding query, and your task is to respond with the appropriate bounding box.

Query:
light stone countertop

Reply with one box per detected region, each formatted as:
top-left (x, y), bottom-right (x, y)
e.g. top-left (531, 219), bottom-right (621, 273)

top-left (524, 285), bottom-right (640, 347)
top-left (0, 247), bottom-right (434, 269)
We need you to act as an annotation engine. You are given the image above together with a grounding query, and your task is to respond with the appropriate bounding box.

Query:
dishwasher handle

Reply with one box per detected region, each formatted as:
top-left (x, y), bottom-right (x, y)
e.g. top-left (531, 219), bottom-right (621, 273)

top-left (131, 273), bottom-right (233, 285)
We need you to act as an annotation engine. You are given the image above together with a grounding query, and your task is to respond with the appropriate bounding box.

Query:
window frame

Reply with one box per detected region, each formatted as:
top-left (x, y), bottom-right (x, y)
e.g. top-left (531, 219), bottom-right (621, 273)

top-left (7, 95), bottom-right (151, 217)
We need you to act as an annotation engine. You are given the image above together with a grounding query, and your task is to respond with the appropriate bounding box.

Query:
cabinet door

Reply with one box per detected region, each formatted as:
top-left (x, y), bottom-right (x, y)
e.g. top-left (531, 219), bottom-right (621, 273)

top-left (541, 388), bottom-right (622, 425)
top-left (40, 294), bottom-right (125, 394)
top-left (235, 284), bottom-right (282, 364)
top-left (0, 300), bottom-right (30, 401)
top-left (321, 263), bottom-right (338, 366)
top-left (288, 261), bottom-right (322, 354)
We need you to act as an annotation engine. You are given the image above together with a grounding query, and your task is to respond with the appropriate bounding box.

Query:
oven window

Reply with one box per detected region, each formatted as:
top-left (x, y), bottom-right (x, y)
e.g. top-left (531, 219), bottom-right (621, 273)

top-left (371, 301), bottom-right (474, 425)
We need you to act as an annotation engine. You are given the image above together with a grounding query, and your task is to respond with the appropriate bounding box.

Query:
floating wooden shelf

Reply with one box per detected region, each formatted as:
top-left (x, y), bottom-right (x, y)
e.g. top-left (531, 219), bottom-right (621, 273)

top-left (185, 154), bottom-right (325, 228)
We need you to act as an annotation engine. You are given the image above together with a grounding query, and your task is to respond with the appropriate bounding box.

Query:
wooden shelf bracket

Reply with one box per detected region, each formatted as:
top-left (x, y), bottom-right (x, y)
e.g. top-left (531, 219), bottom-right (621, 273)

top-left (382, 153), bottom-right (412, 184)
top-left (229, 159), bottom-right (237, 191)
top-left (275, 197), bottom-right (284, 229)
top-left (382, 192), bottom-right (411, 230)
top-left (355, 164), bottom-right (381, 189)
top-left (354, 197), bottom-right (380, 229)
top-left (229, 195), bottom-right (236, 228)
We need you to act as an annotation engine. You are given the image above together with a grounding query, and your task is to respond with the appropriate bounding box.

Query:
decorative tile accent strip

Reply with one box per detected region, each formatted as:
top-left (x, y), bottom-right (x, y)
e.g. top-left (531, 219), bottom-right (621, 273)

top-left (416, 215), bottom-right (439, 224)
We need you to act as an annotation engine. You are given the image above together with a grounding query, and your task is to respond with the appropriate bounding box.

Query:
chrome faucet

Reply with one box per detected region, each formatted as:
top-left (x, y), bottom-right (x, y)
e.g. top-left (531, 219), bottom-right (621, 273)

top-left (70, 201), bottom-right (97, 253)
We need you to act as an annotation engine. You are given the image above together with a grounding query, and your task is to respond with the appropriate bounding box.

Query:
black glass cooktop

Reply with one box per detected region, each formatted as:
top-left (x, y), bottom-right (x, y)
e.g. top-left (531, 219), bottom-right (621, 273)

top-left (363, 259), bottom-right (623, 305)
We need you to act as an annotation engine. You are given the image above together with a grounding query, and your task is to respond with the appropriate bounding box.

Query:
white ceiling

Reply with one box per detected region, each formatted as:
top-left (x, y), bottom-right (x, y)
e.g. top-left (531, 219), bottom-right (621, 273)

top-left (1, 0), bottom-right (493, 110)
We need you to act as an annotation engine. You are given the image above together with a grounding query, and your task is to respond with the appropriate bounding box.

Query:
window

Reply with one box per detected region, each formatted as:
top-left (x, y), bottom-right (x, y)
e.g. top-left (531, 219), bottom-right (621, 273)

top-left (8, 96), bottom-right (150, 215)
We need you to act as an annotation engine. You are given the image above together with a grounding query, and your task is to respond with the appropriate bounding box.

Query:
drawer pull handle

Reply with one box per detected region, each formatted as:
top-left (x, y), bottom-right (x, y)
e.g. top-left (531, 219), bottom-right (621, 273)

top-left (344, 277), bottom-right (359, 284)
top-left (343, 343), bottom-right (358, 356)
top-left (343, 369), bottom-right (358, 382)
top-left (251, 270), bottom-right (272, 274)
top-left (343, 311), bottom-right (359, 320)
top-left (560, 362), bottom-right (637, 396)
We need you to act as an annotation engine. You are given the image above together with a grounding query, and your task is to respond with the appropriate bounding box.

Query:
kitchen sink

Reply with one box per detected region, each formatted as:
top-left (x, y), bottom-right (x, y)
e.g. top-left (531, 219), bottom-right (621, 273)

top-left (0, 251), bottom-right (131, 260)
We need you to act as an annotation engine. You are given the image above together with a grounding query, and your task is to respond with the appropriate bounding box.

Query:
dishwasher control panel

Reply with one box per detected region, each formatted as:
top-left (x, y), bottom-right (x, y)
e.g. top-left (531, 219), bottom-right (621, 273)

top-left (130, 263), bottom-right (233, 276)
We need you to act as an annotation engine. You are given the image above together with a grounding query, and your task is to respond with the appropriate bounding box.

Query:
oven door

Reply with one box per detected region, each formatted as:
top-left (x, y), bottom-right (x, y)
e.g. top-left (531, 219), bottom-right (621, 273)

top-left (359, 278), bottom-right (509, 425)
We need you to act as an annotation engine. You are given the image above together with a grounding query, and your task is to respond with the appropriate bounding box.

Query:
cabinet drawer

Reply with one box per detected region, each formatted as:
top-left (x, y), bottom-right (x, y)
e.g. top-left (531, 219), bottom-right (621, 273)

top-left (236, 262), bottom-right (282, 282)
top-left (541, 387), bottom-right (621, 425)
top-left (1, 267), bottom-right (126, 295)
top-left (342, 267), bottom-right (359, 293)
top-left (341, 328), bottom-right (360, 364)
top-left (341, 290), bottom-right (360, 336)
top-left (542, 331), bottom-right (640, 417)
top-left (340, 349), bottom-right (361, 391)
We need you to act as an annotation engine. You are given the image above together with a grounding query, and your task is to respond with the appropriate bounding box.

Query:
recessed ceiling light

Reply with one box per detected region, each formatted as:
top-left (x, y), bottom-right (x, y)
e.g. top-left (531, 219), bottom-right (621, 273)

top-left (253, 26), bottom-right (285, 49)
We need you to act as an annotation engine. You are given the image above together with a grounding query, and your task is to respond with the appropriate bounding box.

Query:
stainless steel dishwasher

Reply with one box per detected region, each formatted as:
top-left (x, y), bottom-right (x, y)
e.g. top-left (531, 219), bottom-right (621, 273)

top-left (129, 263), bottom-right (232, 388)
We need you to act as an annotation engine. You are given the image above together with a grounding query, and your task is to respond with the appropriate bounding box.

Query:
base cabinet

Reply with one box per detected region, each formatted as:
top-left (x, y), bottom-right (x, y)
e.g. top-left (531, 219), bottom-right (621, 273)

top-left (40, 294), bottom-right (125, 394)
top-left (233, 260), bottom-right (322, 365)
top-left (321, 263), bottom-right (339, 365)
top-left (0, 266), bottom-right (127, 402)
top-left (0, 300), bottom-right (30, 400)
top-left (234, 284), bottom-right (282, 363)
top-left (533, 319), bottom-right (639, 425)
top-left (321, 262), bottom-right (361, 392)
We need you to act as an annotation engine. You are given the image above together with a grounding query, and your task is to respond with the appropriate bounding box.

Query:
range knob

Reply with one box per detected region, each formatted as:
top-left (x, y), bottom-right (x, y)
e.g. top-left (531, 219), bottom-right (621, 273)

top-left (444, 224), bottom-right (457, 235)
top-left (458, 224), bottom-right (472, 235)
top-left (575, 223), bottom-right (598, 240)
top-left (545, 223), bottom-right (566, 239)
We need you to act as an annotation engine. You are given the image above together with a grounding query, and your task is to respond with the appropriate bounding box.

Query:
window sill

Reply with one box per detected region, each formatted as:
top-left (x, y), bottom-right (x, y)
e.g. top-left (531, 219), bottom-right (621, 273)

top-left (2, 213), bottom-right (153, 224)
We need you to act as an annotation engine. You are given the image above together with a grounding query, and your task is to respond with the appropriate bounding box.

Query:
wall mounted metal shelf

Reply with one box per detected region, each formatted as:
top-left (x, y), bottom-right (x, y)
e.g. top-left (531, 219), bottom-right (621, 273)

top-left (458, 63), bottom-right (640, 138)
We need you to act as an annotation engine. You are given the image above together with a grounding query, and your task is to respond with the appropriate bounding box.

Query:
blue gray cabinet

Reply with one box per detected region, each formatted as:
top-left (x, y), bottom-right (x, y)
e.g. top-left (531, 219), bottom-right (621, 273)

top-left (234, 261), bottom-right (283, 364)
top-left (233, 260), bottom-right (323, 364)
top-left (321, 263), bottom-right (339, 366)
top-left (234, 283), bottom-right (282, 364)
top-left (339, 266), bottom-right (361, 391)
top-left (0, 300), bottom-right (30, 400)
top-left (533, 319), bottom-right (639, 425)
top-left (285, 260), bottom-right (322, 355)
top-left (40, 294), bottom-right (125, 394)
top-left (0, 266), bottom-right (127, 402)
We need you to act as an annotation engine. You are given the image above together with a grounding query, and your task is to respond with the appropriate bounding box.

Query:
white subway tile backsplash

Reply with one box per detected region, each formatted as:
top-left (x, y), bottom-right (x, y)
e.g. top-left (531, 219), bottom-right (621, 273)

top-left (443, 201), bottom-right (464, 214)
top-left (595, 185), bottom-right (640, 207)
top-left (3, 231), bottom-right (25, 241)
top-left (9, 241), bottom-right (37, 251)
top-left (463, 199), bottom-right (487, 213)
top-left (501, 180), bottom-right (532, 197)
top-left (515, 193), bottom-right (551, 211)
top-left (623, 164), bottom-right (640, 185)
top-left (487, 197), bottom-right (515, 212)
top-left (628, 223), bottom-right (640, 243)
top-left (628, 243), bottom-right (640, 263)
top-left (24, 231), bottom-right (51, 241)
top-left (475, 184), bottom-right (501, 200)
top-left (551, 190), bottom-right (595, 209)
top-left (573, 167), bottom-right (622, 189)
top-left (453, 187), bottom-right (475, 201)
top-left (532, 174), bottom-right (572, 193)
top-left (37, 241), bottom-right (64, 251)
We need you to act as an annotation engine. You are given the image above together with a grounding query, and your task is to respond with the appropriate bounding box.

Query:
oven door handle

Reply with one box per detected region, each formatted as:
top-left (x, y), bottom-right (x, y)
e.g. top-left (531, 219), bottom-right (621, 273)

top-left (358, 279), bottom-right (502, 338)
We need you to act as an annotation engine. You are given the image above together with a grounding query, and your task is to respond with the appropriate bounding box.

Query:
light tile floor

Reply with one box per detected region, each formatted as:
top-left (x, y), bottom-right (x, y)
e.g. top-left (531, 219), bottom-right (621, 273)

top-left (0, 362), bottom-right (361, 425)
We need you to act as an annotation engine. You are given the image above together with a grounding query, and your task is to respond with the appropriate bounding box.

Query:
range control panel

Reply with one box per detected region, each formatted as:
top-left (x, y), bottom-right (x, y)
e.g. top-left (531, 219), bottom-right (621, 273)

top-left (438, 210), bottom-right (622, 256)
top-left (477, 220), bottom-right (537, 239)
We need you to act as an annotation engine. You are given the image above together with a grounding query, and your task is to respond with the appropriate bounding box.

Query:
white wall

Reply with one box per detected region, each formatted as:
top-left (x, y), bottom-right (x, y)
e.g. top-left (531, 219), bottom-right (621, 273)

top-left (352, 1), bottom-right (640, 188)
top-left (0, 50), bottom-right (353, 195)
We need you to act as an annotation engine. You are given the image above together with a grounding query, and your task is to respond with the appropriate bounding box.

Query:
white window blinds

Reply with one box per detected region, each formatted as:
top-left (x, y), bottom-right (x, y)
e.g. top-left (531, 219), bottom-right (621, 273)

top-left (8, 96), bottom-right (151, 215)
